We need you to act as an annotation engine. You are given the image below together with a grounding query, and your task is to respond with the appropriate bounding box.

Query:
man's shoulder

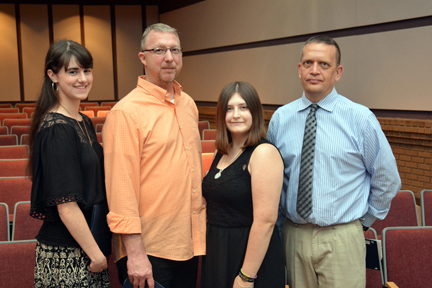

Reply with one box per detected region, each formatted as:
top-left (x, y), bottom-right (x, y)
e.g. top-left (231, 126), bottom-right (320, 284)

top-left (112, 87), bottom-right (156, 112)
top-left (273, 98), bottom-right (302, 117)
top-left (336, 94), bottom-right (374, 116)
top-left (179, 89), bottom-right (196, 103)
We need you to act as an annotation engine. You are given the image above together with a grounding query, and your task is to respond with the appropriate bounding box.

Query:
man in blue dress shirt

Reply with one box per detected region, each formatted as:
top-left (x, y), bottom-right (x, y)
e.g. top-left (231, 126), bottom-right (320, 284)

top-left (267, 35), bottom-right (401, 288)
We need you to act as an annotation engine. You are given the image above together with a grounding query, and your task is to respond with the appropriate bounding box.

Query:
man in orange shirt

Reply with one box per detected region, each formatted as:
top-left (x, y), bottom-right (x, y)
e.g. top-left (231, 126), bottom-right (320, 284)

top-left (102, 23), bottom-right (206, 288)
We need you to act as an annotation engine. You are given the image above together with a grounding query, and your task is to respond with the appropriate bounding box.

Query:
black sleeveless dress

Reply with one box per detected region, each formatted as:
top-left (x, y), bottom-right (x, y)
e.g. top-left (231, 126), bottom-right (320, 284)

top-left (201, 139), bottom-right (285, 288)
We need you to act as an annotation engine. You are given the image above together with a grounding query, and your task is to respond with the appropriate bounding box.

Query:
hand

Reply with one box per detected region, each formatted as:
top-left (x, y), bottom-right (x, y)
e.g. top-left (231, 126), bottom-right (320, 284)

top-left (127, 253), bottom-right (154, 288)
top-left (233, 275), bottom-right (254, 288)
top-left (89, 254), bottom-right (108, 273)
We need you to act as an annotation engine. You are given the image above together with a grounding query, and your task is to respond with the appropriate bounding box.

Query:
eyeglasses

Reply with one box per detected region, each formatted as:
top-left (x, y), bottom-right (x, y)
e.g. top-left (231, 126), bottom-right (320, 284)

top-left (142, 47), bottom-right (183, 55)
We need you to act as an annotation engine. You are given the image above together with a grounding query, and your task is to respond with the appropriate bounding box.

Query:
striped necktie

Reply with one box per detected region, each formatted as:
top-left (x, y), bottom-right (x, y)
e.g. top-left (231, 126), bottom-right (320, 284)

top-left (297, 104), bottom-right (319, 219)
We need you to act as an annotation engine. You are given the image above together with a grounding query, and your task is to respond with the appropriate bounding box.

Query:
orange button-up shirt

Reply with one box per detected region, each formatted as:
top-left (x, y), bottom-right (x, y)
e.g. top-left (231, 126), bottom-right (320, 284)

top-left (103, 76), bottom-right (206, 261)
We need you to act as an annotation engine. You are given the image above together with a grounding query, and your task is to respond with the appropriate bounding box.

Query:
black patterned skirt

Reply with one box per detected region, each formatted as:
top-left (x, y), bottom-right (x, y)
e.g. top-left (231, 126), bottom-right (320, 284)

top-left (34, 241), bottom-right (110, 288)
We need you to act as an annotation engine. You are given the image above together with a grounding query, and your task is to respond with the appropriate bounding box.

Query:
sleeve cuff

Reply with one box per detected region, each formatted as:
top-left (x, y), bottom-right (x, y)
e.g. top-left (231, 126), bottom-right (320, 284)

top-left (107, 211), bottom-right (142, 234)
top-left (360, 213), bottom-right (377, 228)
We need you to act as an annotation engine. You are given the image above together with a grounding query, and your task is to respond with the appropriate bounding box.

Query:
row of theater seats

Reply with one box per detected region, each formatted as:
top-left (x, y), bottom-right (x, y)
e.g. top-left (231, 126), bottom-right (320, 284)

top-left (3, 107), bottom-right (431, 287)
top-left (0, 239), bottom-right (121, 288)
top-left (0, 110), bottom-right (207, 288)
top-left (1, 108), bottom-right (215, 146)
top-left (0, 101), bottom-right (117, 146)
top-left (0, 103), bottom-right (38, 146)
top-left (0, 117), bottom-right (111, 286)
top-left (366, 225), bottom-right (432, 288)
top-left (0, 101), bottom-right (117, 111)
top-left (363, 190), bottom-right (432, 288)
top-left (0, 105), bottom-right (210, 287)
top-left (1, 188), bottom-right (431, 287)
top-left (0, 102), bottom-right (121, 287)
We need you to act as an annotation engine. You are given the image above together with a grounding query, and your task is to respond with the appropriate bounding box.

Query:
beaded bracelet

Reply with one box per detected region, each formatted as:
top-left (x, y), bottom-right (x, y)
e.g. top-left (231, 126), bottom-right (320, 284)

top-left (238, 268), bottom-right (257, 283)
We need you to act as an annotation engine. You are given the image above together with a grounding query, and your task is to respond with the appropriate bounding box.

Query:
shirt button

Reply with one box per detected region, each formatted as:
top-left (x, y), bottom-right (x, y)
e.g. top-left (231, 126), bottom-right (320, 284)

top-left (193, 190), bottom-right (196, 193)
top-left (186, 147), bottom-right (189, 150)
top-left (193, 211), bottom-right (196, 214)
top-left (180, 126), bottom-right (183, 129)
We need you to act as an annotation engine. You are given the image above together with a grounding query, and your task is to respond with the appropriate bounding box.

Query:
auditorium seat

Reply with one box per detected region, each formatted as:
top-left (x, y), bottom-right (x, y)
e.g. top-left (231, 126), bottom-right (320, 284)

top-left (97, 110), bottom-right (110, 117)
top-left (382, 226), bottom-right (432, 287)
top-left (79, 102), bottom-right (99, 110)
top-left (0, 108), bottom-right (19, 113)
top-left (85, 106), bottom-right (111, 116)
top-left (198, 121), bottom-right (210, 140)
top-left (3, 118), bottom-right (31, 132)
top-left (201, 140), bottom-right (216, 153)
top-left (0, 240), bottom-right (37, 288)
top-left (15, 103), bottom-right (36, 112)
top-left (101, 101), bottom-right (117, 108)
top-left (12, 201), bottom-right (42, 241)
top-left (20, 134), bottom-right (29, 145)
top-left (371, 190), bottom-right (419, 237)
top-left (0, 104), bottom-right (12, 108)
top-left (421, 189), bottom-right (432, 226)
top-left (81, 110), bottom-right (94, 117)
top-left (202, 129), bottom-right (217, 140)
top-left (364, 227), bottom-right (384, 288)
top-left (0, 203), bottom-right (9, 241)
top-left (0, 159), bottom-right (28, 177)
top-left (96, 123), bottom-right (104, 133)
top-left (0, 127), bottom-right (7, 135)
top-left (10, 126), bottom-right (30, 144)
top-left (0, 145), bottom-right (29, 159)
top-left (90, 117), bottom-right (106, 128)
top-left (0, 113), bottom-right (26, 125)
top-left (0, 177), bottom-right (32, 221)
top-left (0, 135), bottom-right (18, 146)
top-left (22, 107), bottom-right (35, 118)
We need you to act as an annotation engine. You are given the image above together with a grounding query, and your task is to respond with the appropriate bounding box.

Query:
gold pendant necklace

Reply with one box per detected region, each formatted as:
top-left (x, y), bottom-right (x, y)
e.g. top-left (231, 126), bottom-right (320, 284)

top-left (214, 148), bottom-right (243, 179)
top-left (59, 104), bottom-right (93, 147)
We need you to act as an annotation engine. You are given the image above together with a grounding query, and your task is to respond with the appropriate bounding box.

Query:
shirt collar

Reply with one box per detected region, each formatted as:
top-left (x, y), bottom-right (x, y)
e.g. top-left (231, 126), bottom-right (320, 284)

top-left (298, 87), bottom-right (339, 113)
top-left (137, 75), bottom-right (183, 102)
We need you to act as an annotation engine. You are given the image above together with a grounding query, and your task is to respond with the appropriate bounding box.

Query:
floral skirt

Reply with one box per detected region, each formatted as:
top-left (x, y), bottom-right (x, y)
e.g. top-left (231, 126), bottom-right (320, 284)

top-left (34, 241), bottom-right (110, 288)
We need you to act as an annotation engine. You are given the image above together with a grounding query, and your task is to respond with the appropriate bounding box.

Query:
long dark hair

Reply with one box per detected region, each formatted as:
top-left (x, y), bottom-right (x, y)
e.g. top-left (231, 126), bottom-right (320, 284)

top-left (215, 81), bottom-right (266, 155)
top-left (27, 40), bottom-right (93, 178)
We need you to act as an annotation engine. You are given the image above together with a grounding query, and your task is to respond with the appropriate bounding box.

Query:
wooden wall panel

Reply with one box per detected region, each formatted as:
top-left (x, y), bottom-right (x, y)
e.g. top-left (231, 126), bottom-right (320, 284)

top-left (162, 0), bottom-right (432, 52)
top-left (177, 25), bottom-right (432, 110)
top-left (146, 5), bottom-right (159, 26)
top-left (20, 4), bottom-right (50, 101)
top-left (115, 5), bottom-right (143, 99)
top-left (52, 5), bottom-right (81, 44)
top-left (167, 0), bottom-right (432, 110)
top-left (83, 5), bottom-right (115, 101)
top-left (0, 4), bottom-right (20, 102)
top-left (176, 43), bottom-right (303, 104)
top-left (352, 26), bottom-right (432, 111)
top-left (356, 0), bottom-right (432, 26)
top-left (162, 0), bottom-right (357, 51)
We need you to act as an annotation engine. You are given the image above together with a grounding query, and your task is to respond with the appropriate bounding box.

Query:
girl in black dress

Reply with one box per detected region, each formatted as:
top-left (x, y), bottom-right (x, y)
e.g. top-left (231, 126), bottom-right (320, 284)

top-left (201, 81), bottom-right (285, 288)
top-left (28, 40), bottom-right (110, 287)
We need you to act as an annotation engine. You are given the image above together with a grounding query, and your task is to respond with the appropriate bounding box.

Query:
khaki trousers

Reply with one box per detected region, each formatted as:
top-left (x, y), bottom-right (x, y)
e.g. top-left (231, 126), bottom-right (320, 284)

top-left (283, 218), bottom-right (366, 288)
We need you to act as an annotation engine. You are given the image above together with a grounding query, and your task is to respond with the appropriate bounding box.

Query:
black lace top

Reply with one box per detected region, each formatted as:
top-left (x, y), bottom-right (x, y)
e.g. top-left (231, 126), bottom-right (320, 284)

top-left (30, 112), bottom-right (106, 247)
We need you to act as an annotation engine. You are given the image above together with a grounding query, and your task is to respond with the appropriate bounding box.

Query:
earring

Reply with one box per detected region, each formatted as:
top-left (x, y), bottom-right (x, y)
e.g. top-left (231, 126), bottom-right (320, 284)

top-left (51, 81), bottom-right (58, 92)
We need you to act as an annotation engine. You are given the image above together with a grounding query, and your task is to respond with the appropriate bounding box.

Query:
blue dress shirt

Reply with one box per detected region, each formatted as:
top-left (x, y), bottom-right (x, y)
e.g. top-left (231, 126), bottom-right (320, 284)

top-left (268, 88), bottom-right (401, 227)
